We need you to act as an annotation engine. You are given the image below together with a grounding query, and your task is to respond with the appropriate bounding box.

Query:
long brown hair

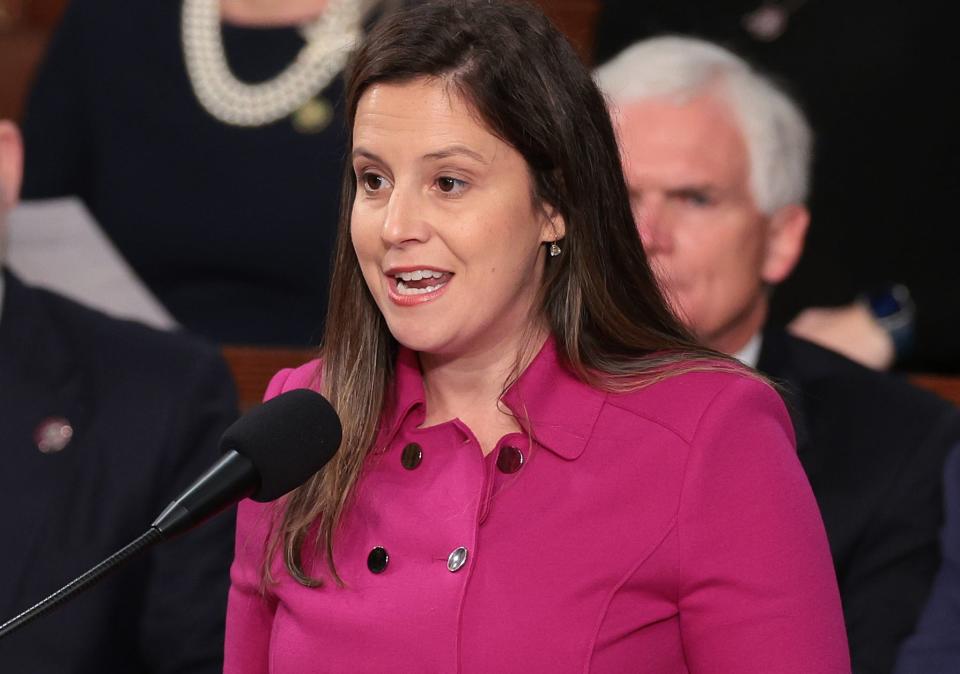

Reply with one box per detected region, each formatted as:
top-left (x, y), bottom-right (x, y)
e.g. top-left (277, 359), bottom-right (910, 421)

top-left (266, 0), bottom-right (731, 586)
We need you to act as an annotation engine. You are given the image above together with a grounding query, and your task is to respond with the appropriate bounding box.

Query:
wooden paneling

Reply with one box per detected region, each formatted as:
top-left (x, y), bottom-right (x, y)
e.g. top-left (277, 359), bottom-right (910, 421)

top-left (0, 28), bottom-right (48, 120)
top-left (222, 345), bottom-right (317, 411)
top-left (0, 0), bottom-right (68, 30)
top-left (21, 0), bottom-right (68, 27)
top-left (911, 374), bottom-right (960, 408)
top-left (0, 0), bottom-right (67, 120)
top-left (531, 0), bottom-right (601, 65)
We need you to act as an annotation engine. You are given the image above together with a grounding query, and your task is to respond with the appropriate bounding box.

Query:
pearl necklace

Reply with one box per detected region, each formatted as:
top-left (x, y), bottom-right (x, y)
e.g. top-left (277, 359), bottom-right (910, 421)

top-left (181, 0), bottom-right (366, 127)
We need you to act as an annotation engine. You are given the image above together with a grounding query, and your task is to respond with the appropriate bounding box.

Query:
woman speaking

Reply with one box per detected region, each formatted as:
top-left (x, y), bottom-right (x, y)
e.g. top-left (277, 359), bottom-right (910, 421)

top-left (224, 1), bottom-right (850, 671)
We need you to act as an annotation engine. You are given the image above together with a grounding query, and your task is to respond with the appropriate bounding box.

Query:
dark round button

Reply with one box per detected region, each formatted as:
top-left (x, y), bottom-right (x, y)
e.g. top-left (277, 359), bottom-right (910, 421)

top-left (367, 546), bottom-right (389, 574)
top-left (401, 442), bottom-right (423, 470)
top-left (496, 446), bottom-right (524, 474)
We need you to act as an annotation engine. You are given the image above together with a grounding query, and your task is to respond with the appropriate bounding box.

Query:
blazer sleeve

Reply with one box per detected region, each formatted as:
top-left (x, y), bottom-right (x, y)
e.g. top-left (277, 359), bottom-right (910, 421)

top-left (894, 444), bottom-right (960, 674)
top-left (224, 367), bottom-right (297, 674)
top-left (676, 376), bottom-right (851, 673)
top-left (223, 499), bottom-right (280, 674)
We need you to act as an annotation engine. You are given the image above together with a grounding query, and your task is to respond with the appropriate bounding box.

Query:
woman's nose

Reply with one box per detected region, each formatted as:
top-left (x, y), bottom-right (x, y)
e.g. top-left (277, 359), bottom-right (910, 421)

top-left (380, 184), bottom-right (430, 247)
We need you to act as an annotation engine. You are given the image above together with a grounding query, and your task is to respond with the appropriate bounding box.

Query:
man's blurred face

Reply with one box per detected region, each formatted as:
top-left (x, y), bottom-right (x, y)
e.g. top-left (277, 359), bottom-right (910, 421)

top-left (0, 120), bottom-right (24, 250)
top-left (615, 93), bottom-right (775, 354)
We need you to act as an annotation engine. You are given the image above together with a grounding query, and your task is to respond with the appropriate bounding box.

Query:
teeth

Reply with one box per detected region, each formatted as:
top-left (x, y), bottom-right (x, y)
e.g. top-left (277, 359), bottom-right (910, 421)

top-left (396, 281), bottom-right (446, 295)
top-left (396, 269), bottom-right (445, 281)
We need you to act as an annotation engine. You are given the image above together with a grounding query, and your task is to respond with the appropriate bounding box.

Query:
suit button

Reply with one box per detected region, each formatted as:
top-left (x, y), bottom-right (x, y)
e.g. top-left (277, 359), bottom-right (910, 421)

top-left (367, 546), bottom-right (389, 574)
top-left (400, 442), bottom-right (422, 470)
top-left (447, 546), bottom-right (468, 572)
top-left (496, 446), bottom-right (524, 474)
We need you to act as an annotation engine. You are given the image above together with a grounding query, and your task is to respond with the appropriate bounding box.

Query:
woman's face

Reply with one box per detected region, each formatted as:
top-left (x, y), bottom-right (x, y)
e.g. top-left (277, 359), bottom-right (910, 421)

top-left (350, 77), bottom-right (562, 360)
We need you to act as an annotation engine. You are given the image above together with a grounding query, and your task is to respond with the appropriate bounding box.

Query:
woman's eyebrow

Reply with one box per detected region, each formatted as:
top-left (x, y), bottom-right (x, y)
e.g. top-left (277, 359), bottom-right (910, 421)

top-left (351, 144), bottom-right (489, 165)
top-left (351, 147), bottom-right (384, 163)
top-left (422, 144), bottom-right (489, 164)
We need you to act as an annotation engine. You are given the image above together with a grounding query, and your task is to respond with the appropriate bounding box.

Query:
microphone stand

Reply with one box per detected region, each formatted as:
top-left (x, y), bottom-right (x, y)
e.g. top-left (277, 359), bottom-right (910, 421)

top-left (0, 451), bottom-right (255, 640)
top-left (0, 528), bottom-right (162, 639)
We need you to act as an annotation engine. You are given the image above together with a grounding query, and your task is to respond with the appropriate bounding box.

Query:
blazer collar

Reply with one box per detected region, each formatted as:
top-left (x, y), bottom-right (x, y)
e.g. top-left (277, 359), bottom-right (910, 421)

top-left (377, 337), bottom-right (606, 461)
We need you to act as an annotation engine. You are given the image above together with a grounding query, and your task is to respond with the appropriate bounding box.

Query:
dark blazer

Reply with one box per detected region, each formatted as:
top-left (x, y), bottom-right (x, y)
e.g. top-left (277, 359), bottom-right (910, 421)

top-left (758, 329), bottom-right (960, 674)
top-left (894, 444), bottom-right (960, 673)
top-left (0, 270), bottom-right (238, 673)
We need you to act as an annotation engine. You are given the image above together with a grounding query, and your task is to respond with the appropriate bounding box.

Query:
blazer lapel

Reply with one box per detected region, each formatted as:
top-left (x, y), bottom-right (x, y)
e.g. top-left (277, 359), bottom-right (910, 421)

top-left (0, 270), bottom-right (90, 610)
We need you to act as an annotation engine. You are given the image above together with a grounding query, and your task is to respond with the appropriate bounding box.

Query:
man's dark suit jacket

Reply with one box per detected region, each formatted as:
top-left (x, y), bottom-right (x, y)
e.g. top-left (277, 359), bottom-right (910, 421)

top-left (895, 444), bottom-right (960, 673)
top-left (0, 271), bottom-right (238, 673)
top-left (759, 329), bottom-right (960, 673)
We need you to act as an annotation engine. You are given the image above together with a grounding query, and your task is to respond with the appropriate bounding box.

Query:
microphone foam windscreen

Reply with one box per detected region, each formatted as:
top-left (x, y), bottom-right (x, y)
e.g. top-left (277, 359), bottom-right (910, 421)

top-left (220, 389), bottom-right (343, 502)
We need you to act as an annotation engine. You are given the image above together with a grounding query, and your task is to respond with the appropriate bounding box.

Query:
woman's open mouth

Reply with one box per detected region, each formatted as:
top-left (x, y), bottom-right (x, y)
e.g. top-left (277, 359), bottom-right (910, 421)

top-left (386, 269), bottom-right (453, 305)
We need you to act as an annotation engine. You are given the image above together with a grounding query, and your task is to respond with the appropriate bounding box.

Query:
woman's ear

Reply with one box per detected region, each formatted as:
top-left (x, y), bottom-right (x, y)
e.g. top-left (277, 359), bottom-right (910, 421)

top-left (539, 203), bottom-right (566, 244)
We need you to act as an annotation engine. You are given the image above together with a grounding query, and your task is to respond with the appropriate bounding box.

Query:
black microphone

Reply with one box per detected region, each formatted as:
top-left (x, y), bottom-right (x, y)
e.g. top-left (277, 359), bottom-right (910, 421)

top-left (0, 388), bottom-right (342, 640)
top-left (152, 388), bottom-right (342, 538)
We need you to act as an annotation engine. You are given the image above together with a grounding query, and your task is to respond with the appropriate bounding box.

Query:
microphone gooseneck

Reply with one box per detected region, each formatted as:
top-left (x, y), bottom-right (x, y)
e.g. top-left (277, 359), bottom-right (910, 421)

top-left (0, 529), bottom-right (163, 639)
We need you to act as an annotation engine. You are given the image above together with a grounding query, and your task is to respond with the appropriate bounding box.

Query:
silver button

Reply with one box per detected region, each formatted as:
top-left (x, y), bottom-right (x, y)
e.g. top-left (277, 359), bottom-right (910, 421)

top-left (447, 546), bottom-right (468, 572)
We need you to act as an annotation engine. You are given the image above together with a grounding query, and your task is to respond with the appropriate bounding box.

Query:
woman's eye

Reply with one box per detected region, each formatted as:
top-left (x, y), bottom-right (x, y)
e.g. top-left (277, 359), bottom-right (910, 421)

top-left (361, 172), bottom-right (388, 192)
top-left (436, 176), bottom-right (467, 194)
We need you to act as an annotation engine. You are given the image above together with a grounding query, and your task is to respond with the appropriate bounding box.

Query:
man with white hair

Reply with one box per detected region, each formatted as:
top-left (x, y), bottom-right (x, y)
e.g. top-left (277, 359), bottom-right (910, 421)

top-left (597, 37), bottom-right (960, 674)
top-left (592, 1), bottom-right (959, 375)
top-left (0, 119), bottom-right (237, 672)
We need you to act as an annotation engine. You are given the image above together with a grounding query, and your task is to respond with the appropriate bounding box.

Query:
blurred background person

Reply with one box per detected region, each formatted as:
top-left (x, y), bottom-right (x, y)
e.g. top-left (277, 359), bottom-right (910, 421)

top-left (596, 36), bottom-right (960, 674)
top-left (0, 118), bottom-right (238, 672)
top-left (225, 2), bottom-right (848, 671)
top-left (20, 0), bottom-right (400, 346)
top-left (594, 0), bottom-right (959, 374)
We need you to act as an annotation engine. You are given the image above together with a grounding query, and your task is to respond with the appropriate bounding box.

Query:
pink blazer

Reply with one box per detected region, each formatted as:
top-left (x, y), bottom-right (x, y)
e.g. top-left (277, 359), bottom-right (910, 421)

top-left (225, 340), bottom-right (850, 673)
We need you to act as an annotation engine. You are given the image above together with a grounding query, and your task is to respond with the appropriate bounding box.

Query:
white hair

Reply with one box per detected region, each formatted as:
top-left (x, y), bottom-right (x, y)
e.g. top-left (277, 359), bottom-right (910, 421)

top-left (594, 36), bottom-right (812, 215)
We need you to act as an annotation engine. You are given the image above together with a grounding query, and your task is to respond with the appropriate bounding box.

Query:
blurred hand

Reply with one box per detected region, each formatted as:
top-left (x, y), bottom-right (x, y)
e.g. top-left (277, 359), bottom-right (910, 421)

top-left (788, 303), bottom-right (895, 370)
